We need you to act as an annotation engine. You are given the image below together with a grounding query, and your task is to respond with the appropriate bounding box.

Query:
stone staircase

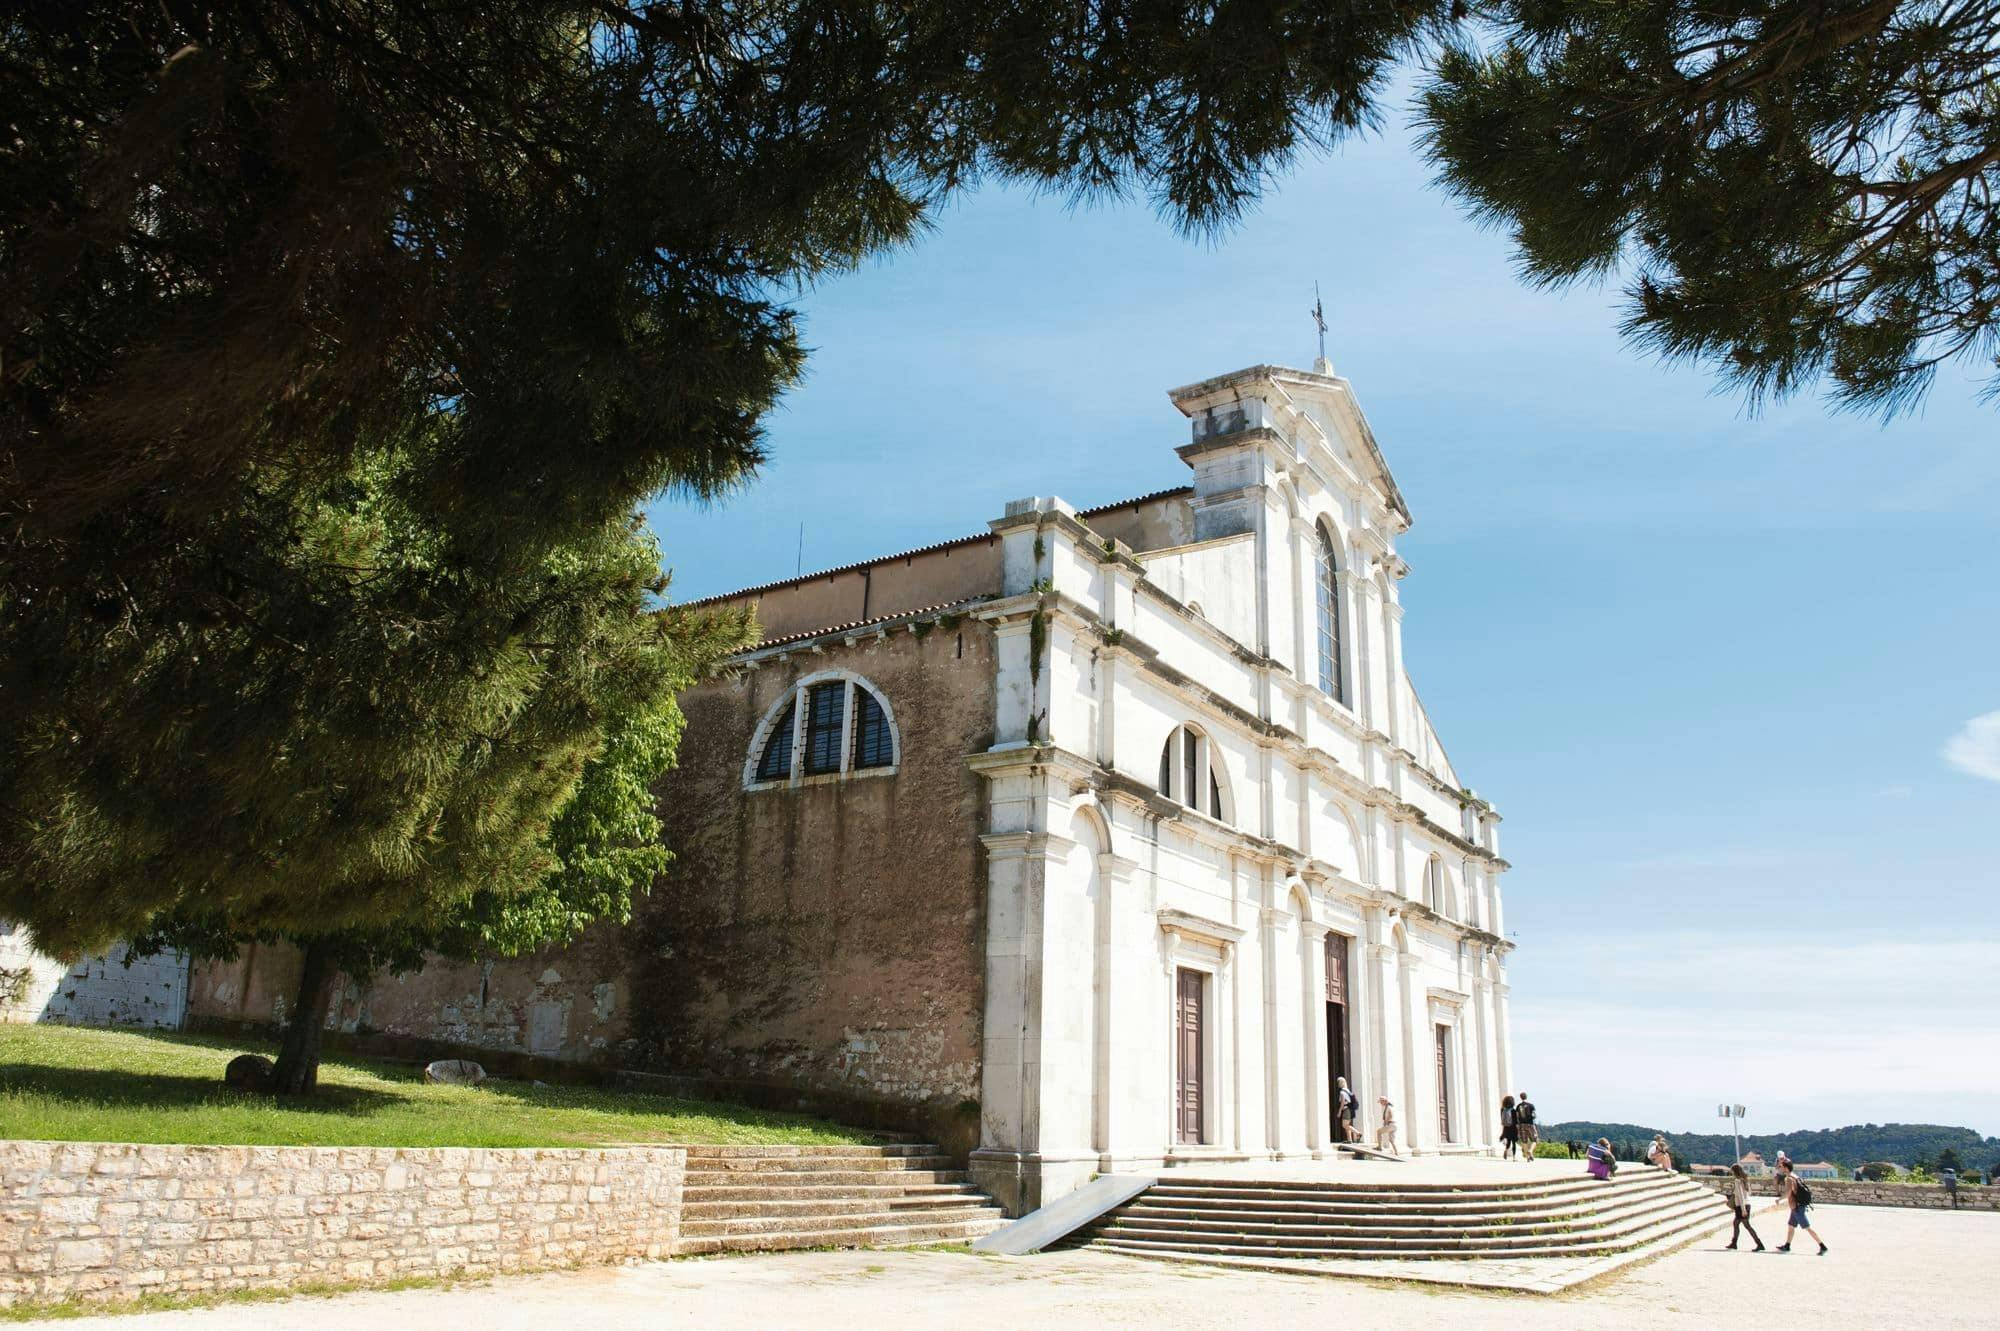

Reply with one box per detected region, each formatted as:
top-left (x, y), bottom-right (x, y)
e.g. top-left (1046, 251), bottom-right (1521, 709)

top-left (1065, 1166), bottom-right (1732, 1264)
top-left (674, 1144), bottom-right (1007, 1256)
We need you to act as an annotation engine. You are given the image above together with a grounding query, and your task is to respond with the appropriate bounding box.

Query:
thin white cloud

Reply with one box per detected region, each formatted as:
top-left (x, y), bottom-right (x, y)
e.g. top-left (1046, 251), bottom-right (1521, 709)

top-left (1509, 933), bottom-right (2000, 1135)
top-left (1943, 710), bottom-right (2000, 782)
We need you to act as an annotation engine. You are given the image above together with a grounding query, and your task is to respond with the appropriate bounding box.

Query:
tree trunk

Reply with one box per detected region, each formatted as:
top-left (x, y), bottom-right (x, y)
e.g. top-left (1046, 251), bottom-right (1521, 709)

top-left (271, 937), bottom-right (338, 1095)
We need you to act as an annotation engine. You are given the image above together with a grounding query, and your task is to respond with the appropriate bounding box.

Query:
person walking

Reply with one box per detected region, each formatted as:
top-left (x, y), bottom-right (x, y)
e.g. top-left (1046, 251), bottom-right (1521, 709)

top-left (1726, 1163), bottom-right (1766, 1251)
top-left (1514, 1092), bottom-right (1539, 1160)
top-left (1585, 1137), bottom-right (1617, 1180)
top-left (1375, 1097), bottom-right (1399, 1154)
top-left (1335, 1077), bottom-right (1360, 1144)
top-left (1648, 1133), bottom-right (1674, 1171)
top-left (1774, 1159), bottom-right (1828, 1255)
top-left (1943, 1166), bottom-right (1960, 1209)
top-left (1500, 1094), bottom-right (1518, 1159)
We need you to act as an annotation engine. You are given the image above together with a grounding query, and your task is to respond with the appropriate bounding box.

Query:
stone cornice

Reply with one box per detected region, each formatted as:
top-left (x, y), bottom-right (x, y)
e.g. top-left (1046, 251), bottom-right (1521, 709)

top-left (1158, 908), bottom-right (1248, 947)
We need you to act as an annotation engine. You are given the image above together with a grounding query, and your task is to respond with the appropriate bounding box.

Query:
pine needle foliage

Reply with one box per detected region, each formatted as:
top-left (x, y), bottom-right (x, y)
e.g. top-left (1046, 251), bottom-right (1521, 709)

top-left (1420, 0), bottom-right (2000, 415)
top-left (1, 1), bottom-right (1442, 972)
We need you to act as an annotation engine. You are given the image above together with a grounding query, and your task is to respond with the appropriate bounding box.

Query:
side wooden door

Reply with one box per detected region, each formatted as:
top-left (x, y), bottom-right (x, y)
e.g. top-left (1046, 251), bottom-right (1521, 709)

top-left (1174, 968), bottom-right (1204, 1145)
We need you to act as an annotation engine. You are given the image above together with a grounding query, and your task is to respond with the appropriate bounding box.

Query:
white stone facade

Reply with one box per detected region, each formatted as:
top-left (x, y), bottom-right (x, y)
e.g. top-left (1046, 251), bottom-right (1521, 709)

top-left (966, 363), bottom-right (1513, 1213)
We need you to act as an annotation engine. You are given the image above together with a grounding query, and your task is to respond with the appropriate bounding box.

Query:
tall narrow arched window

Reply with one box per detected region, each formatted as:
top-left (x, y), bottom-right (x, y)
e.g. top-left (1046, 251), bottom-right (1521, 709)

top-left (1426, 856), bottom-right (1448, 917)
top-left (1158, 724), bottom-right (1229, 823)
top-left (747, 673), bottom-right (899, 787)
top-left (1315, 525), bottom-right (1346, 705)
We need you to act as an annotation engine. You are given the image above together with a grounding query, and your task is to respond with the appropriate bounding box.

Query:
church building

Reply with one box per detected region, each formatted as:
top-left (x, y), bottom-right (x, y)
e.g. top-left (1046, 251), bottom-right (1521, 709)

top-left (185, 360), bottom-right (1515, 1216)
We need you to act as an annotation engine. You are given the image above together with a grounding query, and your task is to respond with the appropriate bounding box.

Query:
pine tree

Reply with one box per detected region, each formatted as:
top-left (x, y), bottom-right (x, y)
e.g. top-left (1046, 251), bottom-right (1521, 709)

top-left (2, 3), bottom-right (1441, 992)
top-left (1420, 0), bottom-right (2000, 414)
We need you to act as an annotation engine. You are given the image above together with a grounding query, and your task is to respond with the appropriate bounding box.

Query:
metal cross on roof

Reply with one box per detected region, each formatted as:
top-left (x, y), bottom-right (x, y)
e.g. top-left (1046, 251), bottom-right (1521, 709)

top-left (1311, 283), bottom-right (1328, 365)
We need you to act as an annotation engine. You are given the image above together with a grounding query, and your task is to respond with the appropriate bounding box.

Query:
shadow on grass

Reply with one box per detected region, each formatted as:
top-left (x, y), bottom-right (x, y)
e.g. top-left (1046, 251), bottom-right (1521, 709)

top-left (0, 1062), bottom-right (406, 1117)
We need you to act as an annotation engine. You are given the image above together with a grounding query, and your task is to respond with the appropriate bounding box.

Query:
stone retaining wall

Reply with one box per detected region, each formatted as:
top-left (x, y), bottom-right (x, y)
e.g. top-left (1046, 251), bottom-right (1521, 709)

top-left (1696, 1176), bottom-right (2000, 1211)
top-left (0, 1140), bottom-right (685, 1308)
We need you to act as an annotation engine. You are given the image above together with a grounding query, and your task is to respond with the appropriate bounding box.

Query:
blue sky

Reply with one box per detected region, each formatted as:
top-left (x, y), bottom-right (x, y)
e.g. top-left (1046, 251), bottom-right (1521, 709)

top-left (648, 93), bottom-right (2000, 1139)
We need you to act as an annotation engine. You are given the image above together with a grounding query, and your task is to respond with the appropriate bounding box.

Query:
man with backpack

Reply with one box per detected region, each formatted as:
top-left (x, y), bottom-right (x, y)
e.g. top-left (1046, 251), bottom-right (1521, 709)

top-left (1514, 1091), bottom-right (1538, 1159)
top-left (1774, 1159), bottom-right (1829, 1255)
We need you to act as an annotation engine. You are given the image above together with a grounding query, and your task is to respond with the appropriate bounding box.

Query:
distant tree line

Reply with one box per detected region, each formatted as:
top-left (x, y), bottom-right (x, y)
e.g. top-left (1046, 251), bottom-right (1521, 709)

top-left (1547, 1121), bottom-right (2000, 1178)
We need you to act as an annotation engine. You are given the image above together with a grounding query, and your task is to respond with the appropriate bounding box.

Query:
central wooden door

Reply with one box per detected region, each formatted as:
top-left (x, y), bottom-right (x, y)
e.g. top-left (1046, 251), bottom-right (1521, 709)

top-left (1325, 935), bottom-right (1349, 1136)
top-left (1435, 1024), bottom-right (1452, 1144)
top-left (1174, 967), bottom-right (1205, 1145)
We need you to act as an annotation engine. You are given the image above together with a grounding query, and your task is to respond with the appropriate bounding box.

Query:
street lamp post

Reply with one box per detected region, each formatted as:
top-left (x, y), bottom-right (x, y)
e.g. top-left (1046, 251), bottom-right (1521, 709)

top-left (1718, 1103), bottom-right (1747, 1165)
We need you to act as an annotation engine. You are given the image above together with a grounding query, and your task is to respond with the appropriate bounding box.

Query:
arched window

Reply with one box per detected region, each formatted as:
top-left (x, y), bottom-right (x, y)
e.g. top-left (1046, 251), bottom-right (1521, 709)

top-left (747, 673), bottom-right (898, 787)
top-left (1315, 524), bottom-right (1346, 705)
top-left (1158, 724), bottom-right (1229, 823)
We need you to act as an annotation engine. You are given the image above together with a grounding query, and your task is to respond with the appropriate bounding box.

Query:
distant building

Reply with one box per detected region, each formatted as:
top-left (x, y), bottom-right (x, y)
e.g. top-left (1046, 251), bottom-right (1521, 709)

top-left (1793, 1162), bottom-right (1839, 1180)
top-left (1738, 1152), bottom-right (1769, 1176)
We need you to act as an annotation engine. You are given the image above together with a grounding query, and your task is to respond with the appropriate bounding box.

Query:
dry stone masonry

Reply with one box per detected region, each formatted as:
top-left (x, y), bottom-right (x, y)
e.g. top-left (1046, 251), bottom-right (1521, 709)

top-left (0, 1140), bottom-right (685, 1308)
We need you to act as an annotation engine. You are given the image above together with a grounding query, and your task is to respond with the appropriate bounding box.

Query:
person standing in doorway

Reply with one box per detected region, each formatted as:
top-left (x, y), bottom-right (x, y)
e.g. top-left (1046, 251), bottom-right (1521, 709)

top-left (1726, 1164), bottom-right (1766, 1251)
top-left (1500, 1094), bottom-right (1518, 1159)
top-left (1514, 1091), bottom-right (1539, 1160)
top-left (1375, 1097), bottom-right (1399, 1154)
top-left (1774, 1159), bottom-right (1829, 1255)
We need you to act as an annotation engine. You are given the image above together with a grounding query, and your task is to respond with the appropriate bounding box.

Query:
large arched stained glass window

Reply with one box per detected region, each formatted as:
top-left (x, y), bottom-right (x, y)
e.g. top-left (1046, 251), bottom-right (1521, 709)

top-left (1315, 525), bottom-right (1346, 705)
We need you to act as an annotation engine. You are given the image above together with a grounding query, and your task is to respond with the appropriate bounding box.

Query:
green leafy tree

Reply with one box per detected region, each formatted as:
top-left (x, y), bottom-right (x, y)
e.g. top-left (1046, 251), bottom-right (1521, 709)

top-left (2, 2), bottom-right (1445, 987)
top-left (1421, 0), bottom-right (2000, 414)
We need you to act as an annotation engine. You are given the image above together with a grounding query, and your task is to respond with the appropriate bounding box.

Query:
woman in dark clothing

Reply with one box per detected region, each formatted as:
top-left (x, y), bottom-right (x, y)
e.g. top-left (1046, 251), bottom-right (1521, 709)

top-left (1726, 1164), bottom-right (1766, 1251)
top-left (1500, 1094), bottom-right (1518, 1159)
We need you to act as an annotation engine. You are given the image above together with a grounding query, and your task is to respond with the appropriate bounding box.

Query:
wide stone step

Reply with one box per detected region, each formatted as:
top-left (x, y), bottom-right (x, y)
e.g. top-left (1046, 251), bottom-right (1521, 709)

top-left (682, 1154), bottom-right (954, 1174)
top-left (685, 1193), bottom-right (994, 1221)
top-left (1091, 1192), bottom-right (1732, 1265)
top-left (1134, 1181), bottom-right (1683, 1218)
top-left (1116, 1190), bottom-right (1719, 1239)
top-left (683, 1181), bottom-right (981, 1204)
top-left (1158, 1170), bottom-right (1667, 1194)
top-left (674, 1216), bottom-right (1005, 1257)
top-left (1095, 1192), bottom-right (1724, 1251)
top-left (1146, 1174), bottom-right (1683, 1207)
top-left (1125, 1182), bottom-right (1689, 1227)
top-left (681, 1205), bottom-right (1002, 1239)
top-left (1085, 1194), bottom-right (1727, 1259)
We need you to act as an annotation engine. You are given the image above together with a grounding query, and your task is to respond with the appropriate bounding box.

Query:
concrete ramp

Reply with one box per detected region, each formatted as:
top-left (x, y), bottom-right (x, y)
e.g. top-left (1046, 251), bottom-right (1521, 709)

top-left (971, 1175), bottom-right (1158, 1255)
top-left (1338, 1144), bottom-right (1407, 1163)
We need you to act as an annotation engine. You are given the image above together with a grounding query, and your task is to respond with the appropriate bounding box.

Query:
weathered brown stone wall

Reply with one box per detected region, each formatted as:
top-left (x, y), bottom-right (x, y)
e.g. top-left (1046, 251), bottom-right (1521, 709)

top-left (627, 623), bottom-right (996, 1151)
top-left (0, 1140), bottom-right (684, 1308)
top-left (1695, 1176), bottom-right (2000, 1211)
top-left (186, 618), bottom-right (997, 1150)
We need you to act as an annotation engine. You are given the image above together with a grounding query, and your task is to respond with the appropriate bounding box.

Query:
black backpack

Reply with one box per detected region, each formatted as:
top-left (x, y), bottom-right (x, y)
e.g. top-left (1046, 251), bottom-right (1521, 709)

top-left (1792, 1177), bottom-right (1813, 1207)
top-left (1516, 1100), bottom-right (1536, 1126)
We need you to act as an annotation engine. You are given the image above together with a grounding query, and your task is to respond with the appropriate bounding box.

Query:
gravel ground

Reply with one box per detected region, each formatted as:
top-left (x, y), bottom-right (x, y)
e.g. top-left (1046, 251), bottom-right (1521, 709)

top-left (28, 1202), bottom-right (1999, 1330)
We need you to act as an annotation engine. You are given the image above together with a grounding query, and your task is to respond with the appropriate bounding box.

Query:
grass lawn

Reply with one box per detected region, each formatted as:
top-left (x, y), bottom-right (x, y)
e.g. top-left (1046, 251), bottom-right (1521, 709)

top-left (0, 1025), bottom-right (879, 1148)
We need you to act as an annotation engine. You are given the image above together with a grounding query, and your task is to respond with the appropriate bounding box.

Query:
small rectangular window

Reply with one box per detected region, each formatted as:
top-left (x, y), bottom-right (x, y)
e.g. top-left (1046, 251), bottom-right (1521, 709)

top-left (804, 682), bottom-right (846, 776)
